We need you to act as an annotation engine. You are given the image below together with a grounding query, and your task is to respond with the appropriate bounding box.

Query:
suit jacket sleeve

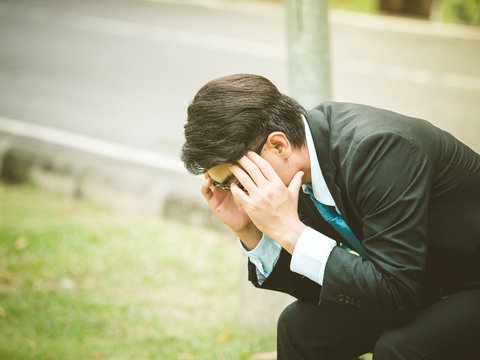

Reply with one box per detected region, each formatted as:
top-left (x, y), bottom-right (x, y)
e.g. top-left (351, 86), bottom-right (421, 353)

top-left (320, 131), bottom-right (435, 324)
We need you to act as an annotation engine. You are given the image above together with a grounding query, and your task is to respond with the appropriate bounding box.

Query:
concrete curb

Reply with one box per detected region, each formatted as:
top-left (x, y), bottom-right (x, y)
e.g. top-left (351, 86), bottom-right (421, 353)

top-left (0, 132), bottom-right (226, 232)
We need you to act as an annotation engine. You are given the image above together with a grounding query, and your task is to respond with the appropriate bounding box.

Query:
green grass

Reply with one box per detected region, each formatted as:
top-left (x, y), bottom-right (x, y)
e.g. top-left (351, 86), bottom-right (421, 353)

top-left (330, 0), bottom-right (378, 13)
top-left (442, 0), bottom-right (480, 24)
top-left (0, 183), bottom-right (276, 360)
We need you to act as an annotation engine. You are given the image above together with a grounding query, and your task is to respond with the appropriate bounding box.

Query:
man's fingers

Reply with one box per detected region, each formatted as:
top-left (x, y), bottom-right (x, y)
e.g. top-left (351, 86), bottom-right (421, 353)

top-left (200, 176), bottom-right (213, 201)
top-left (246, 151), bottom-right (283, 183)
top-left (229, 163), bottom-right (259, 194)
top-left (288, 171), bottom-right (304, 199)
top-left (236, 155), bottom-right (270, 187)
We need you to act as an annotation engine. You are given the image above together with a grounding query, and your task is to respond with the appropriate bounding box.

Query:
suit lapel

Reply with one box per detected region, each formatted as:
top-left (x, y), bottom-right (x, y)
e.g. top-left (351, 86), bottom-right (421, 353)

top-left (305, 108), bottom-right (344, 210)
top-left (305, 108), bottom-right (363, 240)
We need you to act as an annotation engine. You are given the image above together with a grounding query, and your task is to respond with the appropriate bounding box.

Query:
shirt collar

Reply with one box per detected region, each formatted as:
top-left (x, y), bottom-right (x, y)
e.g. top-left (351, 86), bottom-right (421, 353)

top-left (301, 114), bottom-right (336, 206)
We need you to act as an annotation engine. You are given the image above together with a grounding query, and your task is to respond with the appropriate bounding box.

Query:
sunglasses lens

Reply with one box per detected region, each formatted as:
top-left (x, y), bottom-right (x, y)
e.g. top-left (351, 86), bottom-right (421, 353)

top-left (213, 181), bottom-right (229, 191)
top-left (213, 179), bottom-right (247, 192)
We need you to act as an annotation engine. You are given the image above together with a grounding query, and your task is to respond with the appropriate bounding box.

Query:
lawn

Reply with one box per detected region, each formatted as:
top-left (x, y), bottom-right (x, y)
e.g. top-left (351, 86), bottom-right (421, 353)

top-left (0, 183), bottom-right (276, 360)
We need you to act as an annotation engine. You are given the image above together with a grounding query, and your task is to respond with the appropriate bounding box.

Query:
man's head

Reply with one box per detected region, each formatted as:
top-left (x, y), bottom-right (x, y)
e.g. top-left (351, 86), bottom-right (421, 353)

top-left (181, 74), bottom-right (306, 175)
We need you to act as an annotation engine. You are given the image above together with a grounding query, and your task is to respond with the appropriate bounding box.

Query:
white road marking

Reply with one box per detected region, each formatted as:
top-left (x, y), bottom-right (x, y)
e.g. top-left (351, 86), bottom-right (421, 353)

top-left (442, 73), bottom-right (480, 91)
top-left (147, 26), bottom-right (284, 59)
top-left (0, 117), bottom-right (186, 174)
top-left (74, 15), bottom-right (142, 38)
top-left (143, 0), bottom-right (282, 17)
top-left (336, 59), bottom-right (480, 90)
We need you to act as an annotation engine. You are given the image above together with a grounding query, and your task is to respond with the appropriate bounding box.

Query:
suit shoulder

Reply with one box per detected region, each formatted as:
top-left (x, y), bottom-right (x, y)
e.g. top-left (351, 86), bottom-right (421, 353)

top-left (315, 102), bottom-right (437, 143)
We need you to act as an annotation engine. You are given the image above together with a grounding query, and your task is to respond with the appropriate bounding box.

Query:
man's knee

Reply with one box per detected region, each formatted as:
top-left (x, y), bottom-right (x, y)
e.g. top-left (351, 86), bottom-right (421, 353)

top-left (373, 328), bottom-right (413, 360)
top-left (278, 301), bottom-right (324, 360)
top-left (277, 300), bottom-right (322, 350)
top-left (277, 300), bottom-right (302, 336)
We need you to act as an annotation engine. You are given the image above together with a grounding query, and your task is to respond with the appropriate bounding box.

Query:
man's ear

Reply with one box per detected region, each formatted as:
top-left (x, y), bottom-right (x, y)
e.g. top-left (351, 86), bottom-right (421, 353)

top-left (265, 132), bottom-right (291, 159)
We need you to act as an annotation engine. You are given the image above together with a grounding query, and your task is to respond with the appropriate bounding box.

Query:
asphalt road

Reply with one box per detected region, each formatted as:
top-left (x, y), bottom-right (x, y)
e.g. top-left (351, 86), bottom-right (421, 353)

top-left (1, 0), bottom-right (479, 161)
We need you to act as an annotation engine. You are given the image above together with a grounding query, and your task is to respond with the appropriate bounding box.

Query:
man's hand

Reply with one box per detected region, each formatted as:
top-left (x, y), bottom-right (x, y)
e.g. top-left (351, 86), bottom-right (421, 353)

top-left (229, 152), bottom-right (306, 254)
top-left (201, 173), bottom-right (262, 249)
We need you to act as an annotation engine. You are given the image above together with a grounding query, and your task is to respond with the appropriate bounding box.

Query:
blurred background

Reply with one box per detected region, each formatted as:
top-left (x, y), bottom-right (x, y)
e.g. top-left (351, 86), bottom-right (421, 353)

top-left (0, 0), bottom-right (479, 359)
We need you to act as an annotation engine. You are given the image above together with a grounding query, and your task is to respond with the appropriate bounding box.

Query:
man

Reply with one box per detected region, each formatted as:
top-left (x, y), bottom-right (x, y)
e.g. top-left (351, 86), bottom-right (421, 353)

top-left (181, 74), bottom-right (480, 359)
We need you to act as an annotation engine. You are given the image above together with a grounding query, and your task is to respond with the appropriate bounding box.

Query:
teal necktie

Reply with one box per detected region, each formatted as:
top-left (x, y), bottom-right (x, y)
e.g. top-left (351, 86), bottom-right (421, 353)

top-left (304, 187), bottom-right (366, 257)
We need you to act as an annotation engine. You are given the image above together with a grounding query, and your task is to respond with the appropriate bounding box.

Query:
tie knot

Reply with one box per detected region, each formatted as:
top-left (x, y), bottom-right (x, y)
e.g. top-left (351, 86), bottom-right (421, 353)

top-left (303, 185), bottom-right (314, 196)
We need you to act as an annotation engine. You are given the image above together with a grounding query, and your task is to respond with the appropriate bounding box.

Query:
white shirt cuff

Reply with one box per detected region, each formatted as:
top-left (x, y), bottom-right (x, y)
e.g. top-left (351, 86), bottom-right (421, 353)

top-left (240, 233), bottom-right (282, 278)
top-left (290, 226), bottom-right (336, 285)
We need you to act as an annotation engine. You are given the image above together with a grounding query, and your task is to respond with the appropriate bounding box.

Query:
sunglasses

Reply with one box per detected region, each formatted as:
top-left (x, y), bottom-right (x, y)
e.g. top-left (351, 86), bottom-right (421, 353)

top-left (212, 138), bottom-right (267, 192)
top-left (212, 180), bottom-right (246, 192)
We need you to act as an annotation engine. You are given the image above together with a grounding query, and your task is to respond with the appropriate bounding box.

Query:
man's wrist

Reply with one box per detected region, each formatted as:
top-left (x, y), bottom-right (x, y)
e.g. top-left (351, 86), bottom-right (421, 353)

top-left (235, 223), bottom-right (262, 251)
top-left (270, 221), bottom-right (307, 254)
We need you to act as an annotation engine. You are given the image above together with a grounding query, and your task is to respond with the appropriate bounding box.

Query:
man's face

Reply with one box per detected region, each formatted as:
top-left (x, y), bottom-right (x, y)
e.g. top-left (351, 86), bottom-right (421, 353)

top-left (207, 156), bottom-right (294, 192)
top-left (207, 163), bottom-right (243, 191)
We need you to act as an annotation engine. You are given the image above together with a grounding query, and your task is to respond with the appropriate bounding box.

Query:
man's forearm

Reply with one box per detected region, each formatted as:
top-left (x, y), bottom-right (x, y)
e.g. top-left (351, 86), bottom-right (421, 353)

top-left (235, 222), bottom-right (263, 251)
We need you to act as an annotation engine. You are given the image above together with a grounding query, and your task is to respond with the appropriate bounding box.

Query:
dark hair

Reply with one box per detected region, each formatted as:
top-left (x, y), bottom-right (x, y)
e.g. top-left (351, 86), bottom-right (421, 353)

top-left (181, 74), bottom-right (306, 175)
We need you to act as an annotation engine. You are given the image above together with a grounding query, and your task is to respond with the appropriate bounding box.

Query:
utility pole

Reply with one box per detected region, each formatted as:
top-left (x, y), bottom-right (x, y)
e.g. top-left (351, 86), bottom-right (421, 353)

top-left (285, 0), bottom-right (332, 108)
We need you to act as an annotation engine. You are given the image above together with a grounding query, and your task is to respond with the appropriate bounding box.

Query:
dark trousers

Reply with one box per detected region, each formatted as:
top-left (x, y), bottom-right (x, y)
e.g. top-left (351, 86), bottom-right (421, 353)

top-left (277, 289), bottom-right (480, 360)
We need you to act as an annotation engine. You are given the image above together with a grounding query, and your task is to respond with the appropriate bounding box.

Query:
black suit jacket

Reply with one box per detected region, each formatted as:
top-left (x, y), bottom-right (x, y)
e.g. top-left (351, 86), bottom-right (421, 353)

top-left (248, 102), bottom-right (480, 325)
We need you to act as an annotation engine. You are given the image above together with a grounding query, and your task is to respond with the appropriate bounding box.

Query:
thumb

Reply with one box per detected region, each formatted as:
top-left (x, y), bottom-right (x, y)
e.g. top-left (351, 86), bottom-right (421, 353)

top-left (287, 171), bottom-right (304, 198)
